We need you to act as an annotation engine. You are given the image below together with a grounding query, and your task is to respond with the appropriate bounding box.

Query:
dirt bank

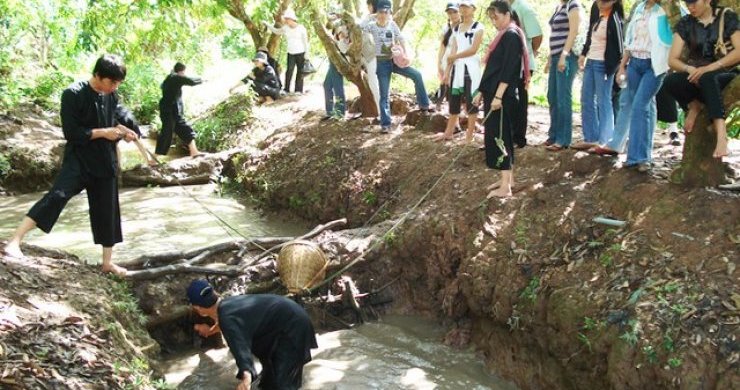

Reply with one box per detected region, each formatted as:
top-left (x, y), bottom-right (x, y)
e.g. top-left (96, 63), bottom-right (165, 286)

top-left (0, 108), bottom-right (65, 194)
top-left (235, 104), bottom-right (739, 389)
top-left (0, 244), bottom-right (163, 389)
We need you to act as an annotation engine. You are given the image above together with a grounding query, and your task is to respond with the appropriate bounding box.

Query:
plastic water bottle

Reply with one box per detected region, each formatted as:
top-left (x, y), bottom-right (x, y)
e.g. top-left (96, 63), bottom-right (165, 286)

top-left (618, 74), bottom-right (627, 89)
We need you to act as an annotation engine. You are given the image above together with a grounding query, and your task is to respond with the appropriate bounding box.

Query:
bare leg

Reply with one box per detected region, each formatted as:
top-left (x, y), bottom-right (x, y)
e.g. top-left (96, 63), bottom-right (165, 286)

top-left (684, 100), bottom-right (702, 133)
top-left (713, 118), bottom-right (728, 158)
top-left (487, 169), bottom-right (513, 198)
top-left (188, 140), bottom-right (201, 157)
top-left (436, 114), bottom-right (458, 141)
top-left (100, 246), bottom-right (127, 276)
top-left (4, 216), bottom-right (36, 258)
top-left (264, 96), bottom-right (275, 105)
top-left (465, 114), bottom-right (476, 143)
top-left (487, 176), bottom-right (515, 190)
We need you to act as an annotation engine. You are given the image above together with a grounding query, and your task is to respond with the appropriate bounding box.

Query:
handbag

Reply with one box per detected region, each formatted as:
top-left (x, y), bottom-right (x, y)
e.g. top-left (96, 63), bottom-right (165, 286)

top-left (391, 44), bottom-right (411, 68)
top-left (714, 7), bottom-right (739, 71)
top-left (301, 58), bottom-right (317, 74)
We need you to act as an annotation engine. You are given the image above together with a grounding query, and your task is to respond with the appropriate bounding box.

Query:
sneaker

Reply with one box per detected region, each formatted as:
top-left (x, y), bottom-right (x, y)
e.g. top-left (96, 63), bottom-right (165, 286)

top-left (669, 132), bottom-right (681, 146)
top-left (637, 163), bottom-right (651, 173)
top-left (320, 116), bottom-right (332, 122)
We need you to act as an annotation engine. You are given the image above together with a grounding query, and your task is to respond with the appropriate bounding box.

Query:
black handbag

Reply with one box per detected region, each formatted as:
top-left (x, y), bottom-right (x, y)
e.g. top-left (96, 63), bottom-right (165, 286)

top-left (301, 58), bottom-right (317, 74)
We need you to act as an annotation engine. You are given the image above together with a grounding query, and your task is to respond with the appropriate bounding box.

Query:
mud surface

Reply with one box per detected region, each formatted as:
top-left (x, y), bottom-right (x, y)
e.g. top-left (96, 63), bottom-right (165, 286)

top-left (237, 103), bottom-right (739, 389)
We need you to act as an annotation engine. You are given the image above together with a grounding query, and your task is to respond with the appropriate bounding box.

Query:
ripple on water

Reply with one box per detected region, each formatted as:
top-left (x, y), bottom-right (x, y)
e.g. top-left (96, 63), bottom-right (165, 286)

top-left (162, 316), bottom-right (517, 390)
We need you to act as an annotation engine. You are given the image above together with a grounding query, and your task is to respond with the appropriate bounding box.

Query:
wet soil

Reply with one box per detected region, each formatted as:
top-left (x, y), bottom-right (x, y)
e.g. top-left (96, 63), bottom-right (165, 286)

top-left (235, 100), bottom-right (739, 389)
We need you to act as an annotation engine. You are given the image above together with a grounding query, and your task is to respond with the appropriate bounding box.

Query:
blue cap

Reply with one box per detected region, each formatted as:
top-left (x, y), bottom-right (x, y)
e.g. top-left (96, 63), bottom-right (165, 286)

top-left (187, 279), bottom-right (218, 308)
top-left (446, 2), bottom-right (460, 11)
top-left (377, 0), bottom-right (392, 12)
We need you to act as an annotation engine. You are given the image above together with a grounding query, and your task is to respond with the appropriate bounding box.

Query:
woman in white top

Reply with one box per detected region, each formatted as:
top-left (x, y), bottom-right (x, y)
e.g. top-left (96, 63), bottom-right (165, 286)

top-left (264, 9), bottom-right (310, 93)
top-left (441, 0), bottom-right (484, 142)
top-left (436, 2), bottom-right (462, 111)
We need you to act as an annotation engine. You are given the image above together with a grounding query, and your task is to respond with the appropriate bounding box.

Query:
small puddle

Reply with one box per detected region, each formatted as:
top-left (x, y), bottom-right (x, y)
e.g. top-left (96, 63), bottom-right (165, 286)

top-left (160, 315), bottom-right (516, 390)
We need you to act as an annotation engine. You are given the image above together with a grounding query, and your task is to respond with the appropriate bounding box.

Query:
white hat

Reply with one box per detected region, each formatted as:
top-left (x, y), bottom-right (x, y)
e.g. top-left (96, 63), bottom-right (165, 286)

top-left (283, 9), bottom-right (297, 21)
top-left (459, 0), bottom-right (476, 8)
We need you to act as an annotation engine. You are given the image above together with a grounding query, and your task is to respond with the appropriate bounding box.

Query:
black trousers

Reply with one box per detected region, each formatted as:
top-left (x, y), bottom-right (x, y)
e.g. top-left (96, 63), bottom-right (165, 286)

top-left (253, 82), bottom-right (281, 100)
top-left (256, 336), bottom-right (304, 390)
top-left (156, 101), bottom-right (196, 155)
top-left (484, 92), bottom-right (517, 171)
top-left (27, 163), bottom-right (122, 247)
top-left (656, 80), bottom-right (678, 123)
top-left (513, 71), bottom-right (533, 147)
top-left (663, 70), bottom-right (738, 121)
top-left (285, 53), bottom-right (305, 93)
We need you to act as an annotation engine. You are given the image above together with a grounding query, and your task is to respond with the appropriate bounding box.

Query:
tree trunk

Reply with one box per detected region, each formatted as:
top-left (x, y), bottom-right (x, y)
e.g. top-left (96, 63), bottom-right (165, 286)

top-left (305, 4), bottom-right (379, 117)
top-left (393, 0), bottom-right (416, 30)
top-left (223, 0), bottom-right (293, 57)
top-left (670, 73), bottom-right (739, 187)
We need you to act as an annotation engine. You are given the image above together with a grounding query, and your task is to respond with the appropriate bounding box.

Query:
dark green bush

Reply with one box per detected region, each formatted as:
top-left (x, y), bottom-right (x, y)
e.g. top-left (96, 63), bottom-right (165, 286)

top-left (117, 61), bottom-right (165, 124)
top-left (194, 92), bottom-right (254, 152)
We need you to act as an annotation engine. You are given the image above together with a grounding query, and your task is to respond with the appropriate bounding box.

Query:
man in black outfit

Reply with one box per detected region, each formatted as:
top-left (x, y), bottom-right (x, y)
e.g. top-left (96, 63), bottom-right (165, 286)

top-left (186, 279), bottom-right (318, 390)
top-left (156, 62), bottom-right (203, 156)
top-left (4, 54), bottom-right (141, 276)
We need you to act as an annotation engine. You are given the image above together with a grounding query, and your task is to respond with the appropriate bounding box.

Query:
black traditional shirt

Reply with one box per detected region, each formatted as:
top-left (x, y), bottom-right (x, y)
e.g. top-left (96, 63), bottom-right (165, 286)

top-left (675, 7), bottom-right (738, 65)
top-left (160, 73), bottom-right (202, 107)
top-left (478, 30), bottom-right (524, 97)
top-left (217, 294), bottom-right (318, 380)
top-left (242, 65), bottom-right (281, 90)
top-left (60, 80), bottom-right (140, 178)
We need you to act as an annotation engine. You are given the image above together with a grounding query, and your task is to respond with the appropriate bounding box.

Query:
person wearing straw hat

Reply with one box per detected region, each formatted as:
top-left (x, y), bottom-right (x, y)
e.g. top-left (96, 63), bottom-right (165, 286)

top-left (263, 9), bottom-right (310, 94)
top-left (230, 52), bottom-right (282, 104)
top-left (186, 279), bottom-right (318, 390)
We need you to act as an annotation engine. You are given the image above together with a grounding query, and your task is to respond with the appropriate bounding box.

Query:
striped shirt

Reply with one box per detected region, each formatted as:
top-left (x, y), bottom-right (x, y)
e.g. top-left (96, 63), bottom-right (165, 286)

top-left (549, 0), bottom-right (581, 56)
top-left (360, 19), bottom-right (404, 59)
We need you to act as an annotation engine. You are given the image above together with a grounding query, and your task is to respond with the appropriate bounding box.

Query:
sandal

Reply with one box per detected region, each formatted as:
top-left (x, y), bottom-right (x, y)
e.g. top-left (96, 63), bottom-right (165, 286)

top-left (546, 144), bottom-right (565, 152)
top-left (590, 146), bottom-right (618, 156)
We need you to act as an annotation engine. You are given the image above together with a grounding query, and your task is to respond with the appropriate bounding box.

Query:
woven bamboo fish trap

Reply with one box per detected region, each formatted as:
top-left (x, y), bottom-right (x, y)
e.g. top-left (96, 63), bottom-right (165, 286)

top-left (277, 240), bottom-right (329, 294)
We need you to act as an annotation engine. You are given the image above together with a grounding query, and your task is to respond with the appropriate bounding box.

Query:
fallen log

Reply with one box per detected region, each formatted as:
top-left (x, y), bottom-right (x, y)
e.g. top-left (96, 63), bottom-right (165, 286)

top-left (119, 237), bottom-right (293, 270)
top-left (126, 263), bottom-right (241, 281)
top-left (245, 218), bottom-right (348, 266)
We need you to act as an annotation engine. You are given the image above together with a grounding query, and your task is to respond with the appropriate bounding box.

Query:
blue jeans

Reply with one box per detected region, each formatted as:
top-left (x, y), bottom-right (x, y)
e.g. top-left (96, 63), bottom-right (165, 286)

top-left (376, 59), bottom-right (431, 127)
top-left (606, 84), bottom-right (657, 152)
top-left (323, 62), bottom-right (345, 117)
top-left (581, 60), bottom-right (615, 144)
top-left (625, 58), bottom-right (664, 165)
top-left (547, 54), bottom-right (577, 146)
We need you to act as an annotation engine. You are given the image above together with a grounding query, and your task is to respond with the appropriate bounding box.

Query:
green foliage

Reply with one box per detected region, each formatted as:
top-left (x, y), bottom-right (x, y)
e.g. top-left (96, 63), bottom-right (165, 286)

top-left (362, 190), bottom-right (377, 205)
top-left (0, 152), bottom-right (10, 179)
top-left (194, 93), bottom-right (254, 152)
top-left (117, 60), bottom-right (166, 124)
top-left (642, 344), bottom-right (658, 364)
top-left (667, 357), bottom-right (682, 368)
top-left (727, 106), bottom-right (739, 139)
top-left (28, 70), bottom-right (74, 110)
top-left (519, 276), bottom-right (540, 303)
top-left (620, 319), bottom-right (639, 347)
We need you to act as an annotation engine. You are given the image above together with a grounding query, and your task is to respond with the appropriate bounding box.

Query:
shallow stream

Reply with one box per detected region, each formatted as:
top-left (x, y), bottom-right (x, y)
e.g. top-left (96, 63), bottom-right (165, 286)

top-left (1, 182), bottom-right (514, 389)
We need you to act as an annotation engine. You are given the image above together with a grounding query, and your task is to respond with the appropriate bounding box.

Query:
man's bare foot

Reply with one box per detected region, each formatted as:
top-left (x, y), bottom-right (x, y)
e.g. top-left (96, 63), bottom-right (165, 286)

top-left (147, 160), bottom-right (158, 167)
top-left (101, 263), bottom-right (128, 277)
top-left (3, 242), bottom-right (24, 259)
top-left (487, 187), bottom-right (512, 199)
top-left (685, 103), bottom-right (701, 133)
top-left (714, 136), bottom-right (728, 158)
top-left (465, 128), bottom-right (474, 143)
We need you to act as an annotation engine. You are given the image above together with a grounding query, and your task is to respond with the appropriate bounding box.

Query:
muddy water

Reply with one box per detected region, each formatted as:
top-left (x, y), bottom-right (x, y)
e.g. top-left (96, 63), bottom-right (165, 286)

top-left (0, 183), bottom-right (308, 262)
top-left (161, 315), bottom-right (516, 390)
